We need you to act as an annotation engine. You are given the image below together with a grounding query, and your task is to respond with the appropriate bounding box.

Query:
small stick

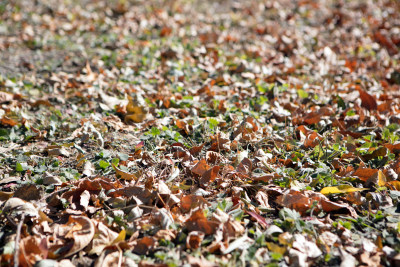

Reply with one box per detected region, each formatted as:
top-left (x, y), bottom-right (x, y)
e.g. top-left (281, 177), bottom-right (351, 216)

top-left (14, 214), bottom-right (25, 267)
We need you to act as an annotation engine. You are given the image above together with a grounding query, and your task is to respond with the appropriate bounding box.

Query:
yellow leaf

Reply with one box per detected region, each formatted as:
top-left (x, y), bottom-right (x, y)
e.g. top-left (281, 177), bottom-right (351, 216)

top-left (377, 170), bottom-right (386, 187)
top-left (365, 170), bottom-right (387, 188)
top-left (124, 95), bottom-right (147, 123)
top-left (320, 185), bottom-right (368, 195)
top-left (112, 229), bottom-right (126, 244)
top-left (388, 181), bottom-right (400, 191)
top-left (266, 242), bottom-right (286, 255)
top-left (112, 163), bottom-right (137, 181)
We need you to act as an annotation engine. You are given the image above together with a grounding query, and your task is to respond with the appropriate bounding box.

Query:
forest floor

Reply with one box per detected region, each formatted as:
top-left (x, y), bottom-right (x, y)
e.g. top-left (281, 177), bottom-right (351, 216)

top-left (0, 0), bottom-right (400, 266)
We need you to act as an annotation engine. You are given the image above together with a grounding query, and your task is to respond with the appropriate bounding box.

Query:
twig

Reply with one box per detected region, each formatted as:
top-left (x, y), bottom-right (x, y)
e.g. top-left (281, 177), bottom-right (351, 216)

top-left (117, 244), bottom-right (123, 267)
top-left (14, 214), bottom-right (25, 267)
top-left (103, 203), bottom-right (157, 213)
top-left (40, 187), bottom-right (70, 202)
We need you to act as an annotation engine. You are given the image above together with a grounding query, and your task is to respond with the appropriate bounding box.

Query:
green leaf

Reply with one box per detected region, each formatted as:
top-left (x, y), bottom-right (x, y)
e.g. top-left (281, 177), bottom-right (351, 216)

top-left (16, 162), bottom-right (29, 172)
top-left (98, 160), bottom-right (110, 169)
top-left (111, 158), bottom-right (120, 166)
top-left (208, 118), bottom-right (219, 130)
top-left (150, 127), bottom-right (161, 136)
top-left (297, 89), bottom-right (309, 99)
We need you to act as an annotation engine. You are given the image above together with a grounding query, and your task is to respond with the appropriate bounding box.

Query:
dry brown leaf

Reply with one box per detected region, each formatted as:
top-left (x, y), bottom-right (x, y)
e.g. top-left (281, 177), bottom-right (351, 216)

top-left (19, 235), bottom-right (48, 267)
top-left (112, 163), bottom-right (138, 181)
top-left (186, 231), bottom-right (205, 249)
top-left (191, 159), bottom-right (209, 176)
top-left (51, 215), bottom-right (95, 258)
top-left (353, 167), bottom-right (379, 182)
top-left (132, 236), bottom-right (156, 254)
top-left (3, 197), bottom-right (39, 218)
top-left (366, 170), bottom-right (387, 187)
top-left (89, 221), bottom-right (119, 255)
top-left (0, 116), bottom-right (18, 126)
top-left (185, 209), bottom-right (219, 235)
top-left (356, 87), bottom-right (377, 111)
top-left (108, 186), bottom-right (155, 205)
top-left (180, 195), bottom-right (209, 213)
top-left (200, 165), bottom-right (220, 186)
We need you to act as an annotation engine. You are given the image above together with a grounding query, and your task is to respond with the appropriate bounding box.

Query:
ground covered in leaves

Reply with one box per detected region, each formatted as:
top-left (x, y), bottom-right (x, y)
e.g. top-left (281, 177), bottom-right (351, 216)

top-left (0, 0), bottom-right (400, 266)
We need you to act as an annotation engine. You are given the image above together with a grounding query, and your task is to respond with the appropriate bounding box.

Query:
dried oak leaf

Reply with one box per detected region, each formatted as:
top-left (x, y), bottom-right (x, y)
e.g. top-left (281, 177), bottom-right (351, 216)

top-left (189, 144), bottom-right (204, 156)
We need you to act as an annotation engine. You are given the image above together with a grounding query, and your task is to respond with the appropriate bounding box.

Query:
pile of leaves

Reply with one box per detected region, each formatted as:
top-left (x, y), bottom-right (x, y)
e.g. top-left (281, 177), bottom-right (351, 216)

top-left (1, 0), bottom-right (400, 266)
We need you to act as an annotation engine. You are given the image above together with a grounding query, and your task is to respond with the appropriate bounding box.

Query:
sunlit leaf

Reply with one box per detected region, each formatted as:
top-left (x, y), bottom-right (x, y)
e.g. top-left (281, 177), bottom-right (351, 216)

top-left (320, 185), bottom-right (368, 195)
top-left (112, 163), bottom-right (138, 180)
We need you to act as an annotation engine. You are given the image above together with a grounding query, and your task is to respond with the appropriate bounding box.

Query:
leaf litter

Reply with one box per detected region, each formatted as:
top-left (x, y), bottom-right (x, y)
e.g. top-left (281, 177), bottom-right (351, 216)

top-left (0, 0), bottom-right (400, 266)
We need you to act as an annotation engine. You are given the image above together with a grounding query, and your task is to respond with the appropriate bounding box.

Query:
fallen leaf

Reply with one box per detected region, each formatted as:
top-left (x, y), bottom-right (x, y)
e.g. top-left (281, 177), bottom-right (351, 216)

top-left (387, 181), bottom-right (400, 190)
top-left (186, 231), bottom-right (205, 249)
top-left (221, 235), bottom-right (254, 254)
top-left (185, 209), bottom-right (218, 235)
top-left (124, 95), bottom-right (147, 123)
top-left (366, 170), bottom-right (386, 187)
top-left (0, 116), bottom-right (18, 126)
top-left (180, 195), bottom-right (209, 213)
top-left (246, 210), bottom-right (268, 228)
top-left (292, 234), bottom-right (322, 258)
top-left (112, 163), bottom-right (138, 181)
top-left (3, 197), bottom-right (39, 218)
top-left (132, 236), bottom-right (155, 254)
top-left (320, 185), bottom-right (368, 195)
top-left (52, 215), bottom-right (95, 258)
top-left (89, 221), bottom-right (119, 255)
top-left (200, 165), bottom-right (220, 186)
top-left (356, 87), bottom-right (377, 111)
